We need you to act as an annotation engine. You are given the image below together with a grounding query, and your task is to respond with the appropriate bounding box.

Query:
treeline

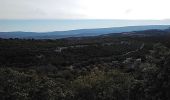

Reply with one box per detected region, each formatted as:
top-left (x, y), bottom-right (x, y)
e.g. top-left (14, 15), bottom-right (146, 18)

top-left (1, 35), bottom-right (168, 68)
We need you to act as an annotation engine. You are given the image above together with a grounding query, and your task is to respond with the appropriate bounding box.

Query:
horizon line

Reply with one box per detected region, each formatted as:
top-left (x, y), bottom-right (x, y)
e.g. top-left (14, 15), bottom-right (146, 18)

top-left (1, 24), bottom-right (170, 33)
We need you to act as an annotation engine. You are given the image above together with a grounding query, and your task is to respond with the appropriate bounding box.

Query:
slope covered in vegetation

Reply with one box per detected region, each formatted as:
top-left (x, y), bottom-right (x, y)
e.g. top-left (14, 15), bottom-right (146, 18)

top-left (0, 34), bottom-right (170, 100)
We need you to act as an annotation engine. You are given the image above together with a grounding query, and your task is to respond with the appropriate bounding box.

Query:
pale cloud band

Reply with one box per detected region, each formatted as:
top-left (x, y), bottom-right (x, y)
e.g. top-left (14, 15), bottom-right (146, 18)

top-left (0, 0), bottom-right (170, 19)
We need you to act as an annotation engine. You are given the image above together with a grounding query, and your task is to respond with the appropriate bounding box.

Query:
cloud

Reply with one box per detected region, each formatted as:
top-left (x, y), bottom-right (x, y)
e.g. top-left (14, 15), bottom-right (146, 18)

top-left (0, 0), bottom-right (85, 19)
top-left (124, 9), bottom-right (132, 14)
top-left (0, 0), bottom-right (170, 19)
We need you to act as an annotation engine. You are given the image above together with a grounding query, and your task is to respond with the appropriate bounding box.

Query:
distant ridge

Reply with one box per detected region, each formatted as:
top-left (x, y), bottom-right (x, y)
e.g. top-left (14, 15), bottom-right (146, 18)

top-left (0, 25), bottom-right (170, 39)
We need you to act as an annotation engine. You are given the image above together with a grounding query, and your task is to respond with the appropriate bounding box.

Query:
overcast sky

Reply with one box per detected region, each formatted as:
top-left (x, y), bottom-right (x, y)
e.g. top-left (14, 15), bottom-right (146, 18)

top-left (1, 0), bottom-right (170, 19)
top-left (1, 0), bottom-right (170, 32)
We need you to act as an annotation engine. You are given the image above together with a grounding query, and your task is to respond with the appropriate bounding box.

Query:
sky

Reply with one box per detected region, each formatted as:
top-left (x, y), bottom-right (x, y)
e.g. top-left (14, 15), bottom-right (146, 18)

top-left (0, 0), bottom-right (170, 32)
top-left (1, 20), bottom-right (170, 32)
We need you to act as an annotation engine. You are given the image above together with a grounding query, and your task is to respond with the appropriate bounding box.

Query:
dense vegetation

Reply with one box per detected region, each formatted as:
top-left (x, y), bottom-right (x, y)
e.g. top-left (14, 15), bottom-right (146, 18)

top-left (0, 35), bottom-right (170, 100)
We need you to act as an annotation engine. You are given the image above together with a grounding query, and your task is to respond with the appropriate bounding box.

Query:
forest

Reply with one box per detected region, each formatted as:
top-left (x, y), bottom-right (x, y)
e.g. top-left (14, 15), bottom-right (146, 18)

top-left (0, 34), bottom-right (170, 100)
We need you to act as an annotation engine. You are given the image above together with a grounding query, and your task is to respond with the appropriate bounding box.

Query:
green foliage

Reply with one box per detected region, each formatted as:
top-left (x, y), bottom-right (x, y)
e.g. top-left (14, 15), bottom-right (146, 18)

top-left (130, 43), bottom-right (170, 100)
top-left (72, 69), bottom-right (134, 100)
top-left (0, 68), bottom-right (71, 100)
top-left (0, 37), bottom-right (170, 100)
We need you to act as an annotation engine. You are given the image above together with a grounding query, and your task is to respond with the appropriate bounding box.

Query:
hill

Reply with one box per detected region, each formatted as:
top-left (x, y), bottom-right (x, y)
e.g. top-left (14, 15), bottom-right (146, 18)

top-left (0, 25), bottom-right (170, 39)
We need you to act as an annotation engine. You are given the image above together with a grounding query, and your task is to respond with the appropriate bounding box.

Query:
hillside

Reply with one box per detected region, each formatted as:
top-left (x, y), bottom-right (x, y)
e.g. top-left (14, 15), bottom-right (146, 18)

top-left (0, 29), bottom-right (170, 99)
top-left (0, 25), bottom-right (170, 39)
